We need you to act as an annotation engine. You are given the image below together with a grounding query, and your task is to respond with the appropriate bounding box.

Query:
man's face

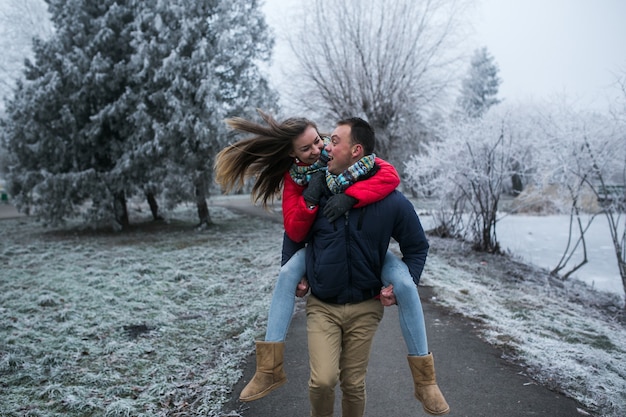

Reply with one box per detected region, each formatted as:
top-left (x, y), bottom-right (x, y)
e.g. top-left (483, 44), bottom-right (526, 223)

top-left (326, 124), bottom-right (358, 174)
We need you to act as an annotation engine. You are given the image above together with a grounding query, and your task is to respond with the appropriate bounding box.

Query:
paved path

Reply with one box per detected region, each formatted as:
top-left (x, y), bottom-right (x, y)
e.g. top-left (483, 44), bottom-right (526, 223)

top-left (224, 297), bottom-right (589, 417)
top-left (218, 198), bottom-right (592, 417)
top-left (0, 203), bottom-right (24, 220)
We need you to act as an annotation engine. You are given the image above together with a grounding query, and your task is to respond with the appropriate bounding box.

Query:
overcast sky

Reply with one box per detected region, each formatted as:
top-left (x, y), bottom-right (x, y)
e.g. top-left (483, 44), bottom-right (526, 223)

top-left (263, 0), bottom-right (626, 111)
top-left (474, 0), bottom-right (626, 109)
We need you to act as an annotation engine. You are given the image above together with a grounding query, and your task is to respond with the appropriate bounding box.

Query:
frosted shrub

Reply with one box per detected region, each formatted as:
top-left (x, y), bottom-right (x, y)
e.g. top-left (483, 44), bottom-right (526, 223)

top-left (405, 104), bottom-right (538, 253)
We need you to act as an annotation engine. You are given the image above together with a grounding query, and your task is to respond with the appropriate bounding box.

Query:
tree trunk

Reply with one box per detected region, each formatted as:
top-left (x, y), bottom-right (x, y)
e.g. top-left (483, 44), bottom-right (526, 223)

top-left (195, 179), bottom-right (212, 228)
top-left (615, 229), bottom-right (626, 316)
top-left (511, 173), bottom-right (523, 196)
top-left (196, 199), bottom-right (211, 227)
top-left (609, 225), bottom-right (626, 308)
top-left (146, 192), bottom-right (162, 220)
top-left (114, 191), bottom-right (130, 230)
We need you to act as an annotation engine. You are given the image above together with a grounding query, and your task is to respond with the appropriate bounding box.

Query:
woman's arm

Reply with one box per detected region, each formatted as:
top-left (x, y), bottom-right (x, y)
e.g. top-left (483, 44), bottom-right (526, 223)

top-left (283, 158), bottom-right (400, 239)
top-left (282, 172), bottom-right (318, 243)
top-left (346, 157), bottom-right (400, 208)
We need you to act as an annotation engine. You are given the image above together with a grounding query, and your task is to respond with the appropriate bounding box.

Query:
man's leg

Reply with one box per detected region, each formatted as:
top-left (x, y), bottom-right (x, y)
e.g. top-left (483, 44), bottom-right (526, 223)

top-left (339, 298), bottom-right (383, 417)
top-left (307, 295), bottom-right (342, 417)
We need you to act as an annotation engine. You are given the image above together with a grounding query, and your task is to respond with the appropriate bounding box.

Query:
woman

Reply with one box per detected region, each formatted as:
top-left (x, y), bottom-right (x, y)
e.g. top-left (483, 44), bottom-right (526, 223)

top-left (214, 110), bottom-right (448, 415)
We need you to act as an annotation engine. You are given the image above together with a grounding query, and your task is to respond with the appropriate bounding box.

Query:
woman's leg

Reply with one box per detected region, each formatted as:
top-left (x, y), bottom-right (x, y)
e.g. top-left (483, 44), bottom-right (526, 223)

top-left (382, 252), bottom-right (450, 414)
top-left (265, 248), bottom-right (307, 342)
top-left (240, 248), bottom-right (306, 402)
top-left (381, 251), bottom-right (428, 356)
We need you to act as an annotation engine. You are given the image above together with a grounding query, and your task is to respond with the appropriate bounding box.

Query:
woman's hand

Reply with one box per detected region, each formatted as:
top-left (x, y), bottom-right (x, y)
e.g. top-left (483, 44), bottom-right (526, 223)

top-left (380, 284), bottom-right (397, 306)
top-left (302, 171), bottom-right (326, 206)
top-left (323, 194), bottom-right (357, 222)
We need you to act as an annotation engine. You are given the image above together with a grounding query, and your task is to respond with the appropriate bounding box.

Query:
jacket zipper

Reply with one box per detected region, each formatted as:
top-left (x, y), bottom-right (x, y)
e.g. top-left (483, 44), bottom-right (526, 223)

top-left (345, 210), bottom-right (352, 293)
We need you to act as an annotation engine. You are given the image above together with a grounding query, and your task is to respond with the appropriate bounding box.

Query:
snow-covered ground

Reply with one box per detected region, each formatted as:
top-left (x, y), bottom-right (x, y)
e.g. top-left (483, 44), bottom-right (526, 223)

top-left (1, 199), bottom-right (624, 416)
top-left (419, 212), bottom-right (624, 298)
top-left (495, 214), bottom-right (623, 296)
top-left (418, 235), bottom-right (625, 417)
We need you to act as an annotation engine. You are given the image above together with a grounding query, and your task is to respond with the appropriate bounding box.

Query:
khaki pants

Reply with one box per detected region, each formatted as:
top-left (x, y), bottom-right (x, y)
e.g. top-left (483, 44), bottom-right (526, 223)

top-left (306, 295), bottom-right (384, 417)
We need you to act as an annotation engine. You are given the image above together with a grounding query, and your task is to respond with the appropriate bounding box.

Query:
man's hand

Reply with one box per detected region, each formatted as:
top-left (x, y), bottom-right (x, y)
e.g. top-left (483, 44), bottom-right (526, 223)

top-left (323, 194), bottom-right (358, 222)
top-left (296, 277), bottom-right (310, 298)
top-left (302, 171), bottom-right (326, 206)
top-left (380, 284), bottom-right (397, 306)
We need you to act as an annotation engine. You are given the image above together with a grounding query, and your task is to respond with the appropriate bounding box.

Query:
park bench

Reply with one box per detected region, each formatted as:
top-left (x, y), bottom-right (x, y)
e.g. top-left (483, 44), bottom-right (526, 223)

top-left (597, 184), bottom-right (625, 206)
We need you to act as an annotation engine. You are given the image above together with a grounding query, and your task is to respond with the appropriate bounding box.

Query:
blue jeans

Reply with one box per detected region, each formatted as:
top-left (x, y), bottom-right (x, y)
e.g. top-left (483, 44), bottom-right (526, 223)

top-left (265, 248), bottom-right (429, 356)
top-left (265, 248), bottom-right (306, 342)
top-left (381, 251), bottom-right (429, 356)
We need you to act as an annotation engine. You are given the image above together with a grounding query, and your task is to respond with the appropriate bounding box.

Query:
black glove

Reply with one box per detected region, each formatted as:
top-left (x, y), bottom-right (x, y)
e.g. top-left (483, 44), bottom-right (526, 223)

top-left (323, 193), bottom-right (358, 222)
top-left (302, 171), bottom-right (327, 205)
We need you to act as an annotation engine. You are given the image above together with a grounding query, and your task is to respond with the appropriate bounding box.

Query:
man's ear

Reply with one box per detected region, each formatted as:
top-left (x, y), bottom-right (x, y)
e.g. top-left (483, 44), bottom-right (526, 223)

top-left (351, 143), bottom-right (363, 158)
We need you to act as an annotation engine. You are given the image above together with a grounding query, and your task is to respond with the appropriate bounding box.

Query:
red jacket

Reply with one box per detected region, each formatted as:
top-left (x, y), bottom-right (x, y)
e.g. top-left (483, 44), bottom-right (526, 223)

top-left (282, 157), bottom-right (400, 242)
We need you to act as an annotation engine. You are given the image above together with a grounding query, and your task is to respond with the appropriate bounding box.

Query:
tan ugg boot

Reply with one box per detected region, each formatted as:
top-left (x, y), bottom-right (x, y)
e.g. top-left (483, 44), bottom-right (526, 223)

top-left (239, 341), bottom-right (287, 402)
top-left (407, 353), bottom-right (450, 415)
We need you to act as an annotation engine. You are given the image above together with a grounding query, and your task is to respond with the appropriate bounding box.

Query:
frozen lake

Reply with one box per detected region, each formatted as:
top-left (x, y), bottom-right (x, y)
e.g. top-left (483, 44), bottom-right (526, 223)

top-left (422, 213), bottom-right (624, 297)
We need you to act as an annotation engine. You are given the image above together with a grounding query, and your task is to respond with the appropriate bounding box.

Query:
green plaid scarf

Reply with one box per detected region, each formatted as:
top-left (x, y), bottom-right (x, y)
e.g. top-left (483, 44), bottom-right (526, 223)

top-left (326, 154), bottom-right (376, 194)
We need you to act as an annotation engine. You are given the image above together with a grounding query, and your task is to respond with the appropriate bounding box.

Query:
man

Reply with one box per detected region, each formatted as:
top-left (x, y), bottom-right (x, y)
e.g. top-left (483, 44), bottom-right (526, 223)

top-left (288, 117), bottom-right (444, 417)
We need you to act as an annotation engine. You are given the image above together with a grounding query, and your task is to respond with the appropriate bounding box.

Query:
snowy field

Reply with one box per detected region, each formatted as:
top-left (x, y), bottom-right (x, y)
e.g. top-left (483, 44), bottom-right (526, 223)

top-left (420, 213), bottom-right (624, 297)
top-left (496, 214), bottom-right (623, 296)
top-left (1, 200), bottom-right (625, 416)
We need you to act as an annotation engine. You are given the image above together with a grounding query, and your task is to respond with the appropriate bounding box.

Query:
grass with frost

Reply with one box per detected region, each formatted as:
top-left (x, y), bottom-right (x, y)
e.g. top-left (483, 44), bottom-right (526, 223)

top-left (420, 239), bottom-right (625, 417)
top-left (0, 205), bottom-right (282, 416)
top-left (1, 199), bottom-right (625, 416)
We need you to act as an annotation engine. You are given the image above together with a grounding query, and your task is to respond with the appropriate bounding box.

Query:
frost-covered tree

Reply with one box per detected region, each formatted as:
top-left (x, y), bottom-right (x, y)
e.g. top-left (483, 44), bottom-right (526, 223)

top-left (0, 0), bottom-right (53, 185)
top-left (1, 0), bottom-right (276, 229)
top-left (284, 0), bottom-right (470, 163)
top-left (0, 0), bottom-right (53, 109)
top-left (613, 68), bottom-right (626, 123)
top-left (456, 47), bottom-right (501, 119)
top-left (404, 105), bottom-right (536, 253)
top-left (126, 0), bottom-right (276, 227)
top-left (530, 101), bottom-right (626, 299)
top-left (1, 0), bottom-right (137, 228)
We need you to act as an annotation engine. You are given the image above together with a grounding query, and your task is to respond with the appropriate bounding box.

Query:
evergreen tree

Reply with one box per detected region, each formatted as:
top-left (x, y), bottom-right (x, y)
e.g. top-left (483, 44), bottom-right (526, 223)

top-left (126, 0), bottom-right (277, 227)
top-left (457, 47), bottom-right (501, 118)
top-left (0, 0), bottom-right (53, 112)
top-left (1, 0), bottom-right (136, 228)
top-left (1, 0), bottom-right (276, 229)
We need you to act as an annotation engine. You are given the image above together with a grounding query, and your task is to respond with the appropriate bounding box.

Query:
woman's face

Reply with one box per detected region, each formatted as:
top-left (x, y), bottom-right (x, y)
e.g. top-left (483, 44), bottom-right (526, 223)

top-left (289, 125), bottom-right (324, 165)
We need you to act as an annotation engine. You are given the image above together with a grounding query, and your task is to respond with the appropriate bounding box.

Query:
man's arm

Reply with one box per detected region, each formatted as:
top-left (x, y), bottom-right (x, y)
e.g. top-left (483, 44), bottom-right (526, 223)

top-left (392, 195), bottom-right (429, 286)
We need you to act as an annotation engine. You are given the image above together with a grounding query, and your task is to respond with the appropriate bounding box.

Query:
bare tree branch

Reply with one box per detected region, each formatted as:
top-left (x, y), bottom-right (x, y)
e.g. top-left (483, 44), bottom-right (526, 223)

top-left (284, 0), bottom-right (471, 161)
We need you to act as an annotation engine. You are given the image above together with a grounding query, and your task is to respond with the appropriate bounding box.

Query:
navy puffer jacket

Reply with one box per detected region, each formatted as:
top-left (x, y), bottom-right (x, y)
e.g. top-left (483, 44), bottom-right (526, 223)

top-left (302, 189), bottom-right (429, 305)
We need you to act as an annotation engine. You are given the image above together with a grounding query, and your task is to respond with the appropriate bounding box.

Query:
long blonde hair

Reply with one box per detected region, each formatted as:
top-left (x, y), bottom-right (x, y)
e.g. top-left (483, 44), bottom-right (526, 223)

top-left (215, 110), bottom-right (319, 208)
